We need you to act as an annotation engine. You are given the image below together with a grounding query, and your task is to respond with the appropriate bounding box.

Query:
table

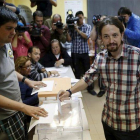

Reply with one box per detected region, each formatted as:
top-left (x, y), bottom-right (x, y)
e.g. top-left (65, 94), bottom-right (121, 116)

top-left (32, 66), bottom-right (91, 140)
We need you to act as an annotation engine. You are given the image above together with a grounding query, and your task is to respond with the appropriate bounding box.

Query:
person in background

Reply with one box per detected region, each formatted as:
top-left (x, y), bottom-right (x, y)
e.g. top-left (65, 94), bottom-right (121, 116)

top-left (15, 56), bottom-right (39, 106)
top-left (118, 7), bottom-right (140, 48)
top-left (12, 21), bottom-right (33, 61)
top-left (89, 15), bottom-right (107, 97)
top-left (30, 0), bottom-right (57, 21)
top-left (0, 0), bottom-right (20, 14)
top-left (0, 7), bottom-right (47, 140)
top-left (40, 39), bottom-right (72, 67)
top-left (30, 11), bottom-right (50, 58)
top-left (68, 11), bottom-right (94, 94)
top-left (44, 14), bottom-right (71, 43)
top-left (28, 46), bottom-right (59, 81)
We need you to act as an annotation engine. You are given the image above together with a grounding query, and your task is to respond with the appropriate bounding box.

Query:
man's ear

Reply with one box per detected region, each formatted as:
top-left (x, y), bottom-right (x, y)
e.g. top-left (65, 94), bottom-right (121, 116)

top-left (121, 32), bottom-right (124, 40)
top-left (99, 35), bottom-right (102, 41)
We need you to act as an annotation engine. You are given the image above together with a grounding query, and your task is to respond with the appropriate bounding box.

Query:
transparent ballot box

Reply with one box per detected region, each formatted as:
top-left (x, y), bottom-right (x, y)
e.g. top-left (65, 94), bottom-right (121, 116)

top-left (36, 99), bottom-right (83, 140)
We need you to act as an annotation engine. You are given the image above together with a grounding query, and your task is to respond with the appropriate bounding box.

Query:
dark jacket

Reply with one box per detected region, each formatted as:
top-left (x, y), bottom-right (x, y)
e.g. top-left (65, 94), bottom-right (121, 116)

top-left (40, 50), bottom-right (72, 67)
top-left (19, 81), bottom-right (39, 106)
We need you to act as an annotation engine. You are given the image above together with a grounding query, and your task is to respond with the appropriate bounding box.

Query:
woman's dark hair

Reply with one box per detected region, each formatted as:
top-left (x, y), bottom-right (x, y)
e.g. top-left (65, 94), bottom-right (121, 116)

top-left (118, 7), bottom-right (132, 16)
top-left (98, 17), bottom-right (124, 36)
top-left (50, 39), bottom-right (66, 53)
top-left (17, 14), bottom-right (26, 26)
top-left (0, 6), bottom-right (18, 27)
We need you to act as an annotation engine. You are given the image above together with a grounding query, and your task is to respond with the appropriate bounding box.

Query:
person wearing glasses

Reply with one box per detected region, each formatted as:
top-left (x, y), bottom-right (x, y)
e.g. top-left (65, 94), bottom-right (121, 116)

top-left (15, 56), bottom-right (39, 107)
top-left (28, 46), bottom-right (59, 81)
top-left (40, 39), bottom-right (72, 67)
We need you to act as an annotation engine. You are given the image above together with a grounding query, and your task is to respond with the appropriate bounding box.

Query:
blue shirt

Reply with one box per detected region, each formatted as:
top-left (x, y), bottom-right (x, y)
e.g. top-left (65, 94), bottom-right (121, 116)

top-left (19, 82), bottom-right (39, 106)
top-left (69, 23), bottom-right (91, 54)
top-left (124, 13), bottom-right (140, 48)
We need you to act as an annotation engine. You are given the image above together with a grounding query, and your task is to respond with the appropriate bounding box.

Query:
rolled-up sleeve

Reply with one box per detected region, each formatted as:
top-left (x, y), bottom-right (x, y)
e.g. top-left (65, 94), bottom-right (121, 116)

top-left (83, 55), bottom-right (99, 86)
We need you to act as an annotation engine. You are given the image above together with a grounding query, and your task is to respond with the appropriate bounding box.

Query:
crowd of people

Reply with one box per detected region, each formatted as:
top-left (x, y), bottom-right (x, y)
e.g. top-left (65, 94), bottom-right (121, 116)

top-left (0, 1), bottom-right (140, 139)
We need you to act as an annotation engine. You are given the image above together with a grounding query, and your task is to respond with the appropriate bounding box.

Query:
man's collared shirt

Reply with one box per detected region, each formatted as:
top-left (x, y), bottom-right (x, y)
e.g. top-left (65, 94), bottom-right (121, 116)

top-left (83, 44), bottom-right (140, 131)
top-left (69, 23), bottom-right (91, 54)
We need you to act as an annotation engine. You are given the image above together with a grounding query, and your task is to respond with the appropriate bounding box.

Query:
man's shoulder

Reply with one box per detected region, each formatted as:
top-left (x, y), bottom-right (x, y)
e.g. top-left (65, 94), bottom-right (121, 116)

top-left (42, 25), bottom-right (50, 31)
top-left (97, 49), bottom-right (108, 59)
top-left (83, 23), bottom-right (91, 27)
top-left (5, 43), bottom-right (12, 50)
top-left (124, 44), bottom-right (140, 55)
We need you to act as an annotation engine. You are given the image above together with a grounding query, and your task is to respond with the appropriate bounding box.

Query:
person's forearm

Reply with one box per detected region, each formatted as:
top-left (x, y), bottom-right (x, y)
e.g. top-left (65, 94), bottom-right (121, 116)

top-left (12, 35), bottom-right (18, 48)
top-left (50, 0), bottom-right (57, 7)
top-left (16, 71), bottom-right (31, 85)
top-left (0, 95), bottom-right (25, 112)
top-left (77, 29), bottom-right (88, 39)
top-left (70, 79), bottom-right (88, 94)
top-left (5, 5), bottom-right (16, 13)
top-left (23, 34), bottom-right (31, 44)
top-left (66, 32), bottom-right (72, 42)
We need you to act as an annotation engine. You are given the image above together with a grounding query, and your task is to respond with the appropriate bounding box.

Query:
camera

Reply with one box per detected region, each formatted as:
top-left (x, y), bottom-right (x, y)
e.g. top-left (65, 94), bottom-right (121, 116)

top-left (54, 21), bottom-right (63, 29)
top-left (66, 10), bottom-right (79, 30)
top-left (92, 15), bottom-right (101, 25)
top-left (30, 23), bottom-right (44, 36)
top-left (117, 16), bottom-right (126, 27)
top-left (16, 25), bottom-right (29, 33)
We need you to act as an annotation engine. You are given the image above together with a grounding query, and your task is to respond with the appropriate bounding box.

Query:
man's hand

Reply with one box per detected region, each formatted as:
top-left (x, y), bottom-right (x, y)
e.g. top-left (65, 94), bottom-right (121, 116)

top-left (25, 79), bottom-right (47, 89)
top-left (52, 23), bottom-right (57, 31)
top-left (51, 70), bottom-right (60, 76)
top-left (55, 59), bottom-right (64, 67)
top-left (56, 28), bottom-right (64, 35)
top-left (58, 90), bottom-right (70, 101)
top-left (74, 24), bottom-right (79, 32)
top-left (41, 68), bottom-right (46, 73)
top-left (21, 104), bottom-right (48, 120)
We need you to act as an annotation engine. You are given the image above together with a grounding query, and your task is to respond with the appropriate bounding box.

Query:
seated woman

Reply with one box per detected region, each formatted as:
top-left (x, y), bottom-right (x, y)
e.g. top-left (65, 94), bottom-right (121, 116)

top-left (15, 56), bottom-right (39, 106)
top-left (12, 15), bottom-right (33, 61)
top-left (40, 39), bottom-right (72, 67)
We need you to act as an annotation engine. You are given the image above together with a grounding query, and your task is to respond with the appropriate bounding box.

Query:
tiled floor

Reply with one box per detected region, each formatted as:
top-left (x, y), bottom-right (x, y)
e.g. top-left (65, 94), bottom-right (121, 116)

top-left (81, 80), bottom-right (106, 140)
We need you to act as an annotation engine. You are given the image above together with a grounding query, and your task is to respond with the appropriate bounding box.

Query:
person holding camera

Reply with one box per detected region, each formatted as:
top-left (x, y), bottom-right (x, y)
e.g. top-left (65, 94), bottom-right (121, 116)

top-left (118, 7), bottom-right (140, 48)
top-left (12, 21), bottom-right (33, 61)
top-left (68, 11), bottom-right (91, 79)
top-left (31, 11), bottom-right (51, 58)
top-left (44, 14), bottom-right (71, 43)
top-left (67, 11), bottom-right (94, 94)
top-left (30, 0), bottom-right (57, 21)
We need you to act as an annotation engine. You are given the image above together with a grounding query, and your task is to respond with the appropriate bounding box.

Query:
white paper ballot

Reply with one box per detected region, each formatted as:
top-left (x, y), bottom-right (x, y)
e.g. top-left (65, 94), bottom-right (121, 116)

top-left (71, 78), bottom-right (79, 84)
top-left (31, 81), bottom-right (54, 95)
top-left (28, 103), bottom-right (57, 132)
top-left (45, 66), bottom-right (69, 74)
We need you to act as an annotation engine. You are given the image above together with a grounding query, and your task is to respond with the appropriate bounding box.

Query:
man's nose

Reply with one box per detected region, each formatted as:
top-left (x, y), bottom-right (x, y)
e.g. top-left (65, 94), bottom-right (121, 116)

top-left (109, 36), bottom-right (114, 43)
